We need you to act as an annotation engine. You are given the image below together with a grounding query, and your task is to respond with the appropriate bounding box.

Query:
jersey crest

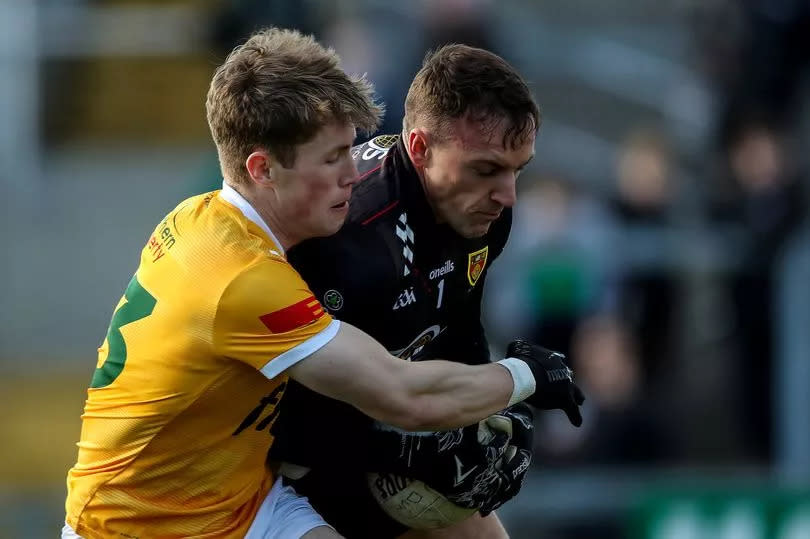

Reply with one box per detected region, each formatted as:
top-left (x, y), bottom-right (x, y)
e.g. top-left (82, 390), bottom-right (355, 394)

top-left (467, 247), bottom-right (488, 287)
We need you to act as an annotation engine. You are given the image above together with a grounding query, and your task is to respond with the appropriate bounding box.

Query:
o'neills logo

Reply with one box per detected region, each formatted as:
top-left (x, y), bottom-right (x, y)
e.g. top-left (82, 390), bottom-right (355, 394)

top-left (429, 260), bottom-right (455, 280)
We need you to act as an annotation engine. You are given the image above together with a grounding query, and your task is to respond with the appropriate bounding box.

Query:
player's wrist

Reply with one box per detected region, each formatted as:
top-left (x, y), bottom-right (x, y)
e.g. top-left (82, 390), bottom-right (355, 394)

top-left (496, 357), bottom-right (536, 407)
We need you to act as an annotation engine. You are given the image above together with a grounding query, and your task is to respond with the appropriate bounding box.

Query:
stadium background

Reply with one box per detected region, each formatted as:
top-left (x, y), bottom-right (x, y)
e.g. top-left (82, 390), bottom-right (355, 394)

top-left (1, 1), bottom-right (808, 537)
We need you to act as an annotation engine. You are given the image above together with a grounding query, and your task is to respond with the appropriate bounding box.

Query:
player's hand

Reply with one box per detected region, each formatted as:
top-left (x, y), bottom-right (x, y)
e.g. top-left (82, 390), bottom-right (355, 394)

top-left (421, 420), bottom-right (515, 510)
top-left (507, 339), bottom-right (585, 427)
top-left (367, 422), bottom-right (511, 507)
top-left (477, 403), bottom-right (534, 516)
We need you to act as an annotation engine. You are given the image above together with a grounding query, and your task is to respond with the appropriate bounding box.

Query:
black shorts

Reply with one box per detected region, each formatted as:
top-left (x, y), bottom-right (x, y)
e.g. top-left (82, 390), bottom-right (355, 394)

top-left (287, 467), bottom-right (408, 539)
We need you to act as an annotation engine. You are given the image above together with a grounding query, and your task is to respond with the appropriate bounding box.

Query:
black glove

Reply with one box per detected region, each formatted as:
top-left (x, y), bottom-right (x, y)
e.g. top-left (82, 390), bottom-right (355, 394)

top-left (367, 405), bottom-right (534, 513)
top-left (507, 339), bottom-right (586, 427)
top-left (366, 422), bottom-right (511, 509)
top-left (477, 403), bottom-right (534, 516)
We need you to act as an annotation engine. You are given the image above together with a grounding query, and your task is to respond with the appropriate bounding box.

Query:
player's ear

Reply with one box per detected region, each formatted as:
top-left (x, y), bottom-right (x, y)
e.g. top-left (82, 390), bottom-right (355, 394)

top-left (245, 150), bottom-right (274, 187)
top-left (406, 129), bottom-right (432, 169)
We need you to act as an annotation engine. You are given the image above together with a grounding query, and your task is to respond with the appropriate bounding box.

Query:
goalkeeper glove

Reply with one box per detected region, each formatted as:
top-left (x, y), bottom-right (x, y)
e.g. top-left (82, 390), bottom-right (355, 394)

top-left (477, 402), bottom-right (534, 515)
top-left (366, 421), bottom-right (510, 508)
top-left (504, 339), bottom-right (585, 427)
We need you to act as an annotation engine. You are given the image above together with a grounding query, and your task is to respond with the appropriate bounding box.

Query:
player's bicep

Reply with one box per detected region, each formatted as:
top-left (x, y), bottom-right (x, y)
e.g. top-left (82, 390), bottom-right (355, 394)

top-left (213, 259), bottom-right (338, 375)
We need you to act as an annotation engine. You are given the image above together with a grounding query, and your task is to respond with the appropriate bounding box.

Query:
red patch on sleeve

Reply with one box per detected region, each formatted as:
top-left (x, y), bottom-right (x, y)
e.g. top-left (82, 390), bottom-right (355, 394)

top-left (259, 296), bottom-right (325, 333)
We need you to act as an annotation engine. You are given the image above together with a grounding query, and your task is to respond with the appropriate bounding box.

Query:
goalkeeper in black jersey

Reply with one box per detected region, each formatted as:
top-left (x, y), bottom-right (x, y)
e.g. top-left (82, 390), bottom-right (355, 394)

top-left (271, 44), bottom-right (584, 539)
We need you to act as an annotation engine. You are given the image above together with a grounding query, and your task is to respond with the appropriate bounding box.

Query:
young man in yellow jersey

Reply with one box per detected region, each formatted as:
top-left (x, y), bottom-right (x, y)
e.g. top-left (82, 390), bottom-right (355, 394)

top-left (63, 28), bottom-right (583, 539)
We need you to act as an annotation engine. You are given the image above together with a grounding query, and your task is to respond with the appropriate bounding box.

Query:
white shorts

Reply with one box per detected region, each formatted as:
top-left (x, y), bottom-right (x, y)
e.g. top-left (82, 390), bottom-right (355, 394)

top-left (61, 522), bottom-right (81, 539)
top-left (62, 478), bottom-right (332, 539)
top-left (245, 477), bottom-right (333, 538)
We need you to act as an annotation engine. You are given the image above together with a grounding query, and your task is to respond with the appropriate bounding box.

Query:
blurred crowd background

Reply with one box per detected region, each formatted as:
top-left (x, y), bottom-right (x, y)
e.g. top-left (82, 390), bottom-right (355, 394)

top-left (1, 1), bottom-right (809, 538)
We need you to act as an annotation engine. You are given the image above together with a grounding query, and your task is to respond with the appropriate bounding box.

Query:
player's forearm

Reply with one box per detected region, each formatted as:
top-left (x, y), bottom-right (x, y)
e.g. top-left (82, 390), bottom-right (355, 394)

top-left (396, 359), bottom-right (515, 431)
top-left (288, 322), bottom-right (529, 432)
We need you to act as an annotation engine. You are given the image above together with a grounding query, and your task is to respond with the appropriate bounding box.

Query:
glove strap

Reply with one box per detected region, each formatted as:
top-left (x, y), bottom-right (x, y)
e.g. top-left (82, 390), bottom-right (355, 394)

top-left (496, 357), bottom-right (536, 407)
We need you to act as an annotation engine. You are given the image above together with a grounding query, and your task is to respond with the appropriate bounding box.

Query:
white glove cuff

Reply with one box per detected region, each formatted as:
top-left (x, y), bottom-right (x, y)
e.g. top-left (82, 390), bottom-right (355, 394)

top-left (497, 357), bottom-right (536, 407)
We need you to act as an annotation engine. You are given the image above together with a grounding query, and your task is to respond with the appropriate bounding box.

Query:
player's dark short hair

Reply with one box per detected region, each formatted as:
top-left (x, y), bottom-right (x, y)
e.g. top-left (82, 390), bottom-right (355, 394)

top-left (206, 27), bottom-right (382, 184)
top-left (403, 44), bottom-right (540, 149)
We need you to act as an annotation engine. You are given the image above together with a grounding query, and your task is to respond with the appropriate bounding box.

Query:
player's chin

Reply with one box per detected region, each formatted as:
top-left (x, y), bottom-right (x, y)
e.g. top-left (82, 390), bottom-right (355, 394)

top-left (312, 216), bottom-right (346, 238)
top-left (459, 222), bottom-right (491, 239)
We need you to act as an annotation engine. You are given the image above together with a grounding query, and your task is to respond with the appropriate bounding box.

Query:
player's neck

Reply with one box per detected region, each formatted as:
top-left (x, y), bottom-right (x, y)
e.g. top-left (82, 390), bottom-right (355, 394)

top-left (403, 142), bottom-right (445, 225)
top-left (225, 181), bottom-right (296, 252)
top-left (416, 172), bottom-right (445, 224)
top-left (256, 202), bottom-right (297, 251)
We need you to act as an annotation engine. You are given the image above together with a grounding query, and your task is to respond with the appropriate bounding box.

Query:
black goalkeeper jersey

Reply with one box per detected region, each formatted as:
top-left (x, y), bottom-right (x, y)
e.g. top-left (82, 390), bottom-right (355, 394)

top-left (291, 134), bottom-right (510, 364)
top-left (270, 134), bottom-right (512, 537)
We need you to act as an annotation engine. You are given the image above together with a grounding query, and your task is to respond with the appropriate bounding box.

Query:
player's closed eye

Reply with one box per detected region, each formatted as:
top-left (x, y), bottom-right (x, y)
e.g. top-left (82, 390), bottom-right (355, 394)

top-left (325, 148), bottom-right (350, 164)
top-left (475, 167), bottom-right (499, 177)
top-left (476, 166), bottom-right (524, 179)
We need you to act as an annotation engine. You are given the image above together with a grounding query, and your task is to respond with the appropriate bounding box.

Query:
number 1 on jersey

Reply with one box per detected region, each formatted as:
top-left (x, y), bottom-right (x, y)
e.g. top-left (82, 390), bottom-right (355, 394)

top-left (436, 278), bottom-right (445, 309)
top-left (91, 276), bottom-right (156, 388)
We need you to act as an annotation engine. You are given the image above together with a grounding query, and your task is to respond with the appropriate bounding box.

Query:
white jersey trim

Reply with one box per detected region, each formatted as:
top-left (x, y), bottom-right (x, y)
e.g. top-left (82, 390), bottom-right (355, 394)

top-left (219, 181), bottom-right (286, 256)
top-left (260, 319), bottom-right (341, 379)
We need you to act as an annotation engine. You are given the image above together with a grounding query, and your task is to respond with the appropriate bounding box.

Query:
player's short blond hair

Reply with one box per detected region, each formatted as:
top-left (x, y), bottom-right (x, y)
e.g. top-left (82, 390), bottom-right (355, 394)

top-left (206, 27), bottom-right (382, 185)
top-left (403, 44), bottom-right (540, 149)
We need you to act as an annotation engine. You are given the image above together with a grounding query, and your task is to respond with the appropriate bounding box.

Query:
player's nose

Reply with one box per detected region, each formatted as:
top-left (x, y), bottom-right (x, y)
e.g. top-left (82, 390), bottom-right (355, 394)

top-left (491, 175), bottom-right (517, 208)
top-left (340, 158), bottom-right (361, 188)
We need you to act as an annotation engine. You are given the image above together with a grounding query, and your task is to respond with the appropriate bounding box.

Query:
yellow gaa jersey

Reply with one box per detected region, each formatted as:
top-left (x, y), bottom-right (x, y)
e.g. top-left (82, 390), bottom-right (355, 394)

top-left (65, 184), bottom-right (339, 539)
